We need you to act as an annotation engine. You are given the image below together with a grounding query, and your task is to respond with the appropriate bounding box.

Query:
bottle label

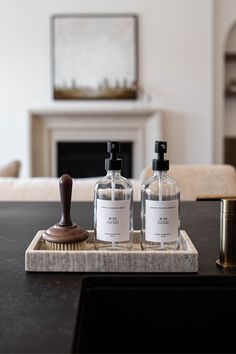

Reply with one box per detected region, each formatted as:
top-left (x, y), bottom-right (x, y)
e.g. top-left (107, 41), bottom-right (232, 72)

top-left (97, 199), bottom-right (130, 242)
top-left (145, 200), bottom-right (179, 242)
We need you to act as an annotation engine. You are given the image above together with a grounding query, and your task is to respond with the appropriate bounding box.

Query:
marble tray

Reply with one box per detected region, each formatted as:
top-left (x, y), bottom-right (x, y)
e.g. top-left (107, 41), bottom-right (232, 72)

top-left (25, 230), bottom-right (198, 273)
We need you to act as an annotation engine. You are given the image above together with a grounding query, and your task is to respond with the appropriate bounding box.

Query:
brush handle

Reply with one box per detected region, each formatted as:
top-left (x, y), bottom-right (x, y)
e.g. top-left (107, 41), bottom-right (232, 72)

top-left (59, 174), bottom-right (73, 227)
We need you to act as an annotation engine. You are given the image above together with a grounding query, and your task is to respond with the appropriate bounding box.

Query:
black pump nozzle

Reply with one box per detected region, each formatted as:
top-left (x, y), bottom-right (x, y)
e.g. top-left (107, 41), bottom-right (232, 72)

top-left (152, 141), bottom-right (169, 171)
top-left (107, 141), bottom-right (119, 159)
top-left (105, 141), bottom-right (122, 171)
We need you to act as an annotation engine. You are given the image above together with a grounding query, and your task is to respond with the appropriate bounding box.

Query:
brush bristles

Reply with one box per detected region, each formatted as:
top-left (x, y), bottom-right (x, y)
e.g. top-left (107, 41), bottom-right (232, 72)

top-left (44, 240), bottom-right (87, 251)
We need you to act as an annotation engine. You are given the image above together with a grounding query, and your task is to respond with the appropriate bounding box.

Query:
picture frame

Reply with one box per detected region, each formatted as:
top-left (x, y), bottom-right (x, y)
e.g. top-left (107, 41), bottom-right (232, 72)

top-left (51, 14), bottom-right (138, 100)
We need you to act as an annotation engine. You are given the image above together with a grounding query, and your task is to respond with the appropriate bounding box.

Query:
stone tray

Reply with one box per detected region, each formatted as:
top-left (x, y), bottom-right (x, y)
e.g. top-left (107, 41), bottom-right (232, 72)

top-left (25, 230), bottom-right (198, 273)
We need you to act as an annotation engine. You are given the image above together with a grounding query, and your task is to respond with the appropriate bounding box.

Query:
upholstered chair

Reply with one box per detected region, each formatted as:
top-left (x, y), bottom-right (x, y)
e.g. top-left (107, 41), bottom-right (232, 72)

top-left (139, 164), bottom-right (236, 201)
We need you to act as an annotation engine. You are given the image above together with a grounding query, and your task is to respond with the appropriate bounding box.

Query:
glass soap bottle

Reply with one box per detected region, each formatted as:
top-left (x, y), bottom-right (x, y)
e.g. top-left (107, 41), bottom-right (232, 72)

top-left (94, 141), bottom-right (133, 250)
top-left (141, 141), bottom-right (180, 250)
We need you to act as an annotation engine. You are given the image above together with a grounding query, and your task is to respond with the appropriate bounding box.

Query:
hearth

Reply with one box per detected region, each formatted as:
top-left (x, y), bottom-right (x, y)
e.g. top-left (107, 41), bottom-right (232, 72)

top-left (57, 141), bottom-right (133, 178)
top-left (30, 105), bottom-right (162, 178)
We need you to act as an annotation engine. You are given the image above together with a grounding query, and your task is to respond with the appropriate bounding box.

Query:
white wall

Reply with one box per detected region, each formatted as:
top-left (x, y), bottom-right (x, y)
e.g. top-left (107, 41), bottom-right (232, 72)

top-left (0, 0), bottom-right (213, 177)
top-left (225, 23), bottom-right (236, 52)
top-left (214, 0), bottom-right (236, 162)
top-left (223, 22), bottom-right (236, 136)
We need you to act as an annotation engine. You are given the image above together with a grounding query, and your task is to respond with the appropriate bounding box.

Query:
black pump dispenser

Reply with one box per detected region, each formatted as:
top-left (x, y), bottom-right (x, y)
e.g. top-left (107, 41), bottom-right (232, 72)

top-left (105, 141), bottom-right (122, 171)
top-left (152, 141), bottom-right (169, 171)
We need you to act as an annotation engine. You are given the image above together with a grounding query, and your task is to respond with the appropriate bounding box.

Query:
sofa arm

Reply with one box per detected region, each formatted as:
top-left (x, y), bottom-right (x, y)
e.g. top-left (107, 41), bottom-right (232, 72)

top-left (0, 177), bottom-right (141, 202)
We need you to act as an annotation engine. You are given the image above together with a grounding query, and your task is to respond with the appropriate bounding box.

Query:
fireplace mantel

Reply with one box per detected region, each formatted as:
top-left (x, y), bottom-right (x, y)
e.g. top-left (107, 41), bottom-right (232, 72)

top-left (29, 104), bottom-right (163, 179)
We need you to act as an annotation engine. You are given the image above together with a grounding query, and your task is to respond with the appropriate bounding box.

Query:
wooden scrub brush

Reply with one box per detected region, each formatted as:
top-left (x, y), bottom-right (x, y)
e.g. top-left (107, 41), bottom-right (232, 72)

top-left (42, 174), bottom-right (89, 250)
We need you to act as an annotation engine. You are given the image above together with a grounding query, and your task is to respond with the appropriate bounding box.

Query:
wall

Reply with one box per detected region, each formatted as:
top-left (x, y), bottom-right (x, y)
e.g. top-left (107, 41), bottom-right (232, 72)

top-left (222, 20), bottom-right (236, 136)
top-left (214, 0), bottom-right (236, 162)
top-left (0, 0), bottom-right (213, 177)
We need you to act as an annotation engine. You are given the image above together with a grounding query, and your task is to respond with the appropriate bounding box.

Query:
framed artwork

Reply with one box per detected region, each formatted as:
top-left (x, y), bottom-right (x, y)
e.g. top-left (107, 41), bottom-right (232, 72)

top-left (51, 14), bottom-right (138, 100)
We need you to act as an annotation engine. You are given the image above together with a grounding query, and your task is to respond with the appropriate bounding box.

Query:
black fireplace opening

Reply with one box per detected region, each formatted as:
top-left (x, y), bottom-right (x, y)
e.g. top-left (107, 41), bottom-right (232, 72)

top-left (57, 142), bottom-right (133, 178)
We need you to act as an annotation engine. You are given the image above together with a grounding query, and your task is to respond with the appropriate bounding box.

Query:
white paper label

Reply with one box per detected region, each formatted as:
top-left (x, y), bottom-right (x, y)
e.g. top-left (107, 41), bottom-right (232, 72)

top-left (145, 200), bottom-right (178, 242)
top-left (97, 199), bottom-right (130, 242)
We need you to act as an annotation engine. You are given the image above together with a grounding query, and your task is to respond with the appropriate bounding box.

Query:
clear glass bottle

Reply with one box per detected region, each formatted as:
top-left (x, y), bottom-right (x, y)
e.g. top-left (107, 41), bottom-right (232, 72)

top-left (141, 141), bottom-right (180, 250)
top-left (94, 141), bottom-right (133, 250)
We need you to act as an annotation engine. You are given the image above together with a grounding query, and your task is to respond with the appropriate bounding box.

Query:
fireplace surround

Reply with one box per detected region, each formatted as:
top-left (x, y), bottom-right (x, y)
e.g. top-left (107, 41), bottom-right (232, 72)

top-left (57, 141), bottom-right (133, 178)
top-left (30, 105), bottom-right (162, 179)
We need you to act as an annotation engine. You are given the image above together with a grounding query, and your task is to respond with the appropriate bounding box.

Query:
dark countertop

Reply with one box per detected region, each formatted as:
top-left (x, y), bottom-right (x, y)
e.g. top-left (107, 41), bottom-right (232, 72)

top-left (0, 201), bottom-right (235, 353)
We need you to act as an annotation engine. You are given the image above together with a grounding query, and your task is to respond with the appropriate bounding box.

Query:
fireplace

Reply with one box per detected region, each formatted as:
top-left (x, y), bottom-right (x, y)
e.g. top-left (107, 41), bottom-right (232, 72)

top-left (30, 105), bottom-right (162, 179)
top-left (57, 141), bottom-right (133, 178)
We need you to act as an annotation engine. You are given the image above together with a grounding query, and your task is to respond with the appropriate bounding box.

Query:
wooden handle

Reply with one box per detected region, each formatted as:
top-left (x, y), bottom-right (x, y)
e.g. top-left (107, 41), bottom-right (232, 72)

top-left (58, 174), bottom-right (73, 226)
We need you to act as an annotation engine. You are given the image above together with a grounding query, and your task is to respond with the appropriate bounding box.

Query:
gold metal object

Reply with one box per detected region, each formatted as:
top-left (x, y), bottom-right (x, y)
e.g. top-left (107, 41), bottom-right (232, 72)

top-left (216, 198), bottom-right (236, 268)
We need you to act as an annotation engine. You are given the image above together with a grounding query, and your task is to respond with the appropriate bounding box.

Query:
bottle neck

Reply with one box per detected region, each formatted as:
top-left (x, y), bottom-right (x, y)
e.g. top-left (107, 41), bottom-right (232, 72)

top-left (153, 170), bottom-right (168, 177)
top-left (106, 170), bottom-right (121, 178)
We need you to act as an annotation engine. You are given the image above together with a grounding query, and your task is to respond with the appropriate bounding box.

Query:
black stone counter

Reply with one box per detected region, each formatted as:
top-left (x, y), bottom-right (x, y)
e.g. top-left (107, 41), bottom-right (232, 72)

top-left (0, 201), bottom-right (235, 353)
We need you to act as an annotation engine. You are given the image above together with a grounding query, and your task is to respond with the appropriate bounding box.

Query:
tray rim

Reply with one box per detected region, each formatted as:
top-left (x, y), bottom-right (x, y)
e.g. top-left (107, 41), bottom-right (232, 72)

top-left (25, 229), bottom-right (198, 273)
top-left (25, 229), bottom-right (198, 255)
